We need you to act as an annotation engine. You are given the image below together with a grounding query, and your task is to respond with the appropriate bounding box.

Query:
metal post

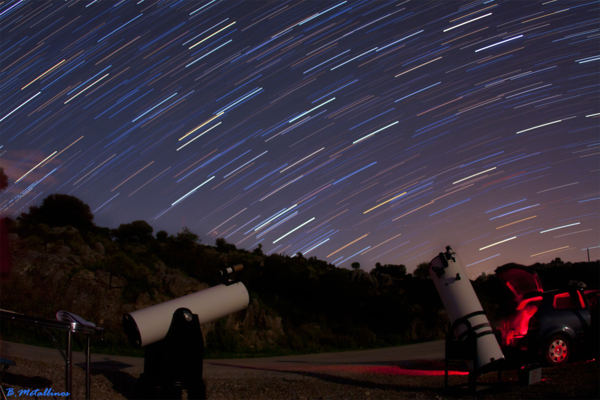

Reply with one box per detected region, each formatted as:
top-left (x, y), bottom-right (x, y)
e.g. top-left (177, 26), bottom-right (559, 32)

top-left (86, 335), bottom-right (91, 400)
top-left (66, 331), bottom-right (72, 400)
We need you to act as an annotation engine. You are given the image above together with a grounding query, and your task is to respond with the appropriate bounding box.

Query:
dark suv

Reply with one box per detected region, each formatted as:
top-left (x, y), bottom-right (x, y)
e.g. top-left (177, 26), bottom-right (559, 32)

top-left (495, 265), bottom-right (599, 366)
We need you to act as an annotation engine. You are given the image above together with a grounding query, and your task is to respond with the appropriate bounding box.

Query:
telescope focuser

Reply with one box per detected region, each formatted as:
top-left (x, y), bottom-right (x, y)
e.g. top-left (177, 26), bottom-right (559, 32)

top-left (220, 264), bottom-right (243, 285)
top-left (432, 246), bottom-right (456, 278)
top-left (569, 280), bottom-right (586, 289)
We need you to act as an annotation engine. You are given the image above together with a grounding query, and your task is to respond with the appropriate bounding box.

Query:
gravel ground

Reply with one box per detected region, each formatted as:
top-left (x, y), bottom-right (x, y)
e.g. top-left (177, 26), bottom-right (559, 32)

top-left (2, 356), bottom-right (598, 399)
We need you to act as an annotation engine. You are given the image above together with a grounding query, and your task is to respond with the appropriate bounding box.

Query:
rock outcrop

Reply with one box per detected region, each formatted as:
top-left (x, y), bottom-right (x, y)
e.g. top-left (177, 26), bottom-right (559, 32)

top-left (3, 227), bottom-right (283, 351)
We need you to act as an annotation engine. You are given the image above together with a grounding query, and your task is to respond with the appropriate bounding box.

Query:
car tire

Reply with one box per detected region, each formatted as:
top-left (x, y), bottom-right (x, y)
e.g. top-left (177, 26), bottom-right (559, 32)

top-left (544, 334), bottom-right (570, 366)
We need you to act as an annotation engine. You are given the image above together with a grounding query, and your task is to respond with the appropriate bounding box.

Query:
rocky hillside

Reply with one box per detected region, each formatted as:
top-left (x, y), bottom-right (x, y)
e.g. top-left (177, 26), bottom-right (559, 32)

top-left (2, 225), bottom-right (285, 355)
top-left (2, 217), bottom-right (454, 358)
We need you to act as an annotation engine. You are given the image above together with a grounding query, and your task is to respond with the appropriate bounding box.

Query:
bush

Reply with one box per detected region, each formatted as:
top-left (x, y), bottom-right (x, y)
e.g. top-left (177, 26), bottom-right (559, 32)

top-left (17, 194), bottom-right (95, 232)
top-left (156, 230), bottom-right (168, 242)
top-left (0, 167), bottom-right (7, 191)
top-left (373, 262), bottom-right (406, 278)
top-left (413, 261), bottom-right (431, 279)
top-left (111, 220), bottom-right (154, 243)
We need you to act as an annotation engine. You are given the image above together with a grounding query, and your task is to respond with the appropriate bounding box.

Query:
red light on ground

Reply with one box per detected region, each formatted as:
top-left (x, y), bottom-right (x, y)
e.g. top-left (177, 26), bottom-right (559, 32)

top-left (365, 366), bottom-right (469, 376)
top-left (294, 365), bottom-right (469, 376)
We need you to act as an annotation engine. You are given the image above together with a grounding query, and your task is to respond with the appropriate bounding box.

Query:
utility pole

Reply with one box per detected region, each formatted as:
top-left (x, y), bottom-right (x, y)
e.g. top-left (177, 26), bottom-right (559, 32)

top-left (587, 248), bottom-right (590, 263)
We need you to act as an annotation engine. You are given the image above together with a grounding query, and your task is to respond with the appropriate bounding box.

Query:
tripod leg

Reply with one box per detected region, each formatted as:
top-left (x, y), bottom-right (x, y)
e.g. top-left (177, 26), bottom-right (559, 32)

top-left (468, 371), bottom-right (476, 392)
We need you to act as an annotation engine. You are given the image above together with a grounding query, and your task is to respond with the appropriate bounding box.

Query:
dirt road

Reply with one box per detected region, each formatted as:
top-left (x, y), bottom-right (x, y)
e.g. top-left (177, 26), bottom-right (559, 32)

top-left (1, 340), bottom-right (598, 399)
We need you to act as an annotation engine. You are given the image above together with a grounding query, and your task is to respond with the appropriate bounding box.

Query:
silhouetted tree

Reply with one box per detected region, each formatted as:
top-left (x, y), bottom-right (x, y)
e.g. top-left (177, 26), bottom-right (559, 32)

top-left (413, 261), bottom-right (431, 279)
top-left (111, 220), bottom-right (153, 243)
top-left (351, 262), bottom-right (361, 270)
top-left (252, 243), bottom-right (263, 255)
top-left (157, 227), bottom-right (201, 275)
top-left (215, 237), bottom-right (235, 252)
top-left (156, 230), bottom-right (169, 242)
top-left (373, 263), bottom-right (406, 278)
top-left (93, 226), bottom-right (111, 240)
top-left (0, 168), bottom-right (10, 278)
top-left (17, 194), bottom-right (94, 231)
top-left (175, 227), bottom-right (200, 246)
top-left (0, 168), bottom-right (7, 191)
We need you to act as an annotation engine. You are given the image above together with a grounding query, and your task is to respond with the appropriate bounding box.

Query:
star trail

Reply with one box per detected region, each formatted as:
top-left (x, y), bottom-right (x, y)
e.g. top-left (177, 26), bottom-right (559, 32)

top-left (1, 0), bottom-right (599, 277)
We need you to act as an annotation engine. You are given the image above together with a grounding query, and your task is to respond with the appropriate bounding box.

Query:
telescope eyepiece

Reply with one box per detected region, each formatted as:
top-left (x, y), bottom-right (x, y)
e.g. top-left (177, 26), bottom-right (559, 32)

top-left (220, 264), bottom-right (244, 285)
top-left (220, 264), bottom-right (243, 276)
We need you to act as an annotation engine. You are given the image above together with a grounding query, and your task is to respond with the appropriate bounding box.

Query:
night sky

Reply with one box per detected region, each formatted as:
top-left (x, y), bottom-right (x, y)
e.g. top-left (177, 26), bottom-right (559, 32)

top-left (1, 0), bottom-right (599, 277)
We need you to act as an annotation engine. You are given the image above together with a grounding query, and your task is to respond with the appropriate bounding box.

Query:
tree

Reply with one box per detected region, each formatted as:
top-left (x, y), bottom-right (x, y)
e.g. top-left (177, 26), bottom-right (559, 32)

top-left (163, 227), bottom-right (200, 275)
top-left (252, 243), bottom-right (264, 255)
top-left (413, 262), bottom-right (431, 279)
top-left (0, 168), bottom-right (8, 191)
top-left (552, 257), bottom-right (563, 265)
top-left (351, 262), bottom-right (361, 270)
top-left (17, 194), bottom-right (94, 231)
top-left (111, 220), bottom-right (154, 243)
top-left (0, 168), bottom-right (10, 278)
top-left (386, 264), bottom-right (406, 278)
top-left (174, 227), bottom-right (200, 247)
top-left (215, 237), bottom-right (235, 252)
top-left (156, 230), bottom-right (169, 242)
top-left (372, 263), bottom-right (406, 278)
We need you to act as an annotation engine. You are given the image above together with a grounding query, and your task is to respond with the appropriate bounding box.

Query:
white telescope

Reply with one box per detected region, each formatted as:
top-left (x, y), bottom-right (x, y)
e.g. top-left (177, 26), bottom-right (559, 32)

top-left (429, 246), bottom-right (504, 373)
top-left (123, 270), bottom-right (249, 347)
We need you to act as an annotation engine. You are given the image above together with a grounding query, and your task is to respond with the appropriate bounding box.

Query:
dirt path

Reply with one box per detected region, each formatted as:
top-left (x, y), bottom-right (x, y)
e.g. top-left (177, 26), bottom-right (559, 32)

top-left (1, 341), bottom-right (598, 399)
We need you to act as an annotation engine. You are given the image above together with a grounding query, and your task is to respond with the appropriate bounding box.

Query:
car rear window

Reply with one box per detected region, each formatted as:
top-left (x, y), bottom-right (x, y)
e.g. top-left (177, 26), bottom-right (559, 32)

top-left (553, 292), bottom-right (583, 309)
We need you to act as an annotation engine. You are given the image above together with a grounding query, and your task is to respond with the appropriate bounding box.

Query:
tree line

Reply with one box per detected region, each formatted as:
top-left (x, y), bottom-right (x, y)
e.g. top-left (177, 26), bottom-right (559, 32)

top-left (4, 192), bottom-right (598, 356)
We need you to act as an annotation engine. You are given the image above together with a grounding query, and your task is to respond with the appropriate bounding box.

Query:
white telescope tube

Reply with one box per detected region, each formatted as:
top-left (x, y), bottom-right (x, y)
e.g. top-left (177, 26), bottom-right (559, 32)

top-left (429, 247), bottom-right (504, 372)
top-left (124, 281), bottom-right (249, 347)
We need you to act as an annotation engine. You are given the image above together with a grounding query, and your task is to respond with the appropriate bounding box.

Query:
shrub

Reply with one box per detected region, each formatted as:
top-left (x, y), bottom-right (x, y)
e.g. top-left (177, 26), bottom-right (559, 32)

top-left (17, 194), bottom-right (94, 232)
top-left (111, 220), bottom-right (154, 243)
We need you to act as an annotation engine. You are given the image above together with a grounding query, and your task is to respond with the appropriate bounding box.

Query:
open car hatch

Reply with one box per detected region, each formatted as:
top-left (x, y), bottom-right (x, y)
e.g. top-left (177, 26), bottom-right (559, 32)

top-left (495, 264), bottom-right (544, 303)
top-left (495, 264), bottom-right (545, 347)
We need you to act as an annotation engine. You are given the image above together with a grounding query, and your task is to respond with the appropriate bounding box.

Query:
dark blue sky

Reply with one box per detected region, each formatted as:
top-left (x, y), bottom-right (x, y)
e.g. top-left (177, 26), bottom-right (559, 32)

top-left (1, 0), bottom-right (599, 276)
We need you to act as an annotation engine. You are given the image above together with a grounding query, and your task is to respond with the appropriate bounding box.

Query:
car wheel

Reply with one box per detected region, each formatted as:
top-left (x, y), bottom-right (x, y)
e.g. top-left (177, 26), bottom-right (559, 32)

top-left (545, 335), bottom-right (570, 365)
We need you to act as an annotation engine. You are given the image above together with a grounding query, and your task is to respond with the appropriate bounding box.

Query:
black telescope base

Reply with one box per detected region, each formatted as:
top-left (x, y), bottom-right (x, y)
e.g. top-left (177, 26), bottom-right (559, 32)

top-left (136, 308), bottom-right (206, 400)
top-left (444, 311), bottom-right (504, 393)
